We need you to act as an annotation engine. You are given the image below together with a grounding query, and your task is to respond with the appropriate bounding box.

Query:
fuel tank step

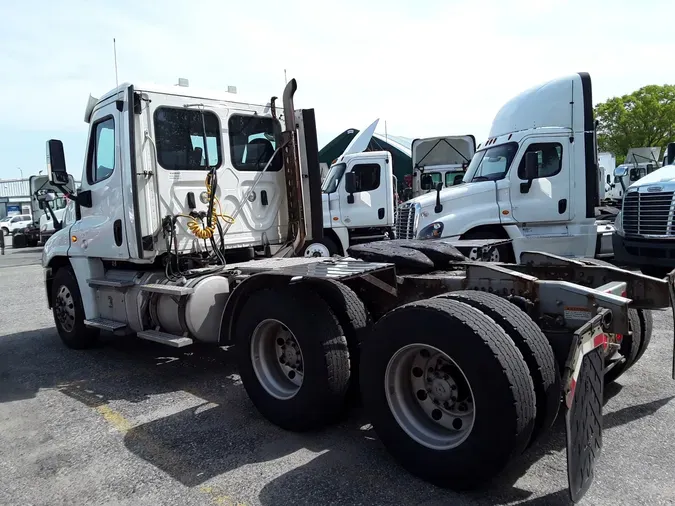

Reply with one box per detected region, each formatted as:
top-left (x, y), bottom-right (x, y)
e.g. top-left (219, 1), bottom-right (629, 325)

top-left (84, 317), bottom-right (127, 331)
top-left (139, 284), bottom-right (194, 296)
top-left (137, 330), bottom-right (193, 348)
top-left (87, 278), bottom-right (135, 289)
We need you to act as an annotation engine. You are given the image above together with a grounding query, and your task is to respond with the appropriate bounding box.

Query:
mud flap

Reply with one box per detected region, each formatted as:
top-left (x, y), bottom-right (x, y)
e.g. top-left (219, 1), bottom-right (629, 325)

top-left (562, 311), bottom-right (608, 503)
top-left (566, 347), bottom-right (603, 503)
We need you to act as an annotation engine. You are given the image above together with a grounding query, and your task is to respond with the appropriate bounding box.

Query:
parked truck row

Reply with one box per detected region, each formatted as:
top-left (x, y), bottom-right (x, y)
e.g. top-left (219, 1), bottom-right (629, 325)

top-left (40, 73), bottom-right (675, 503)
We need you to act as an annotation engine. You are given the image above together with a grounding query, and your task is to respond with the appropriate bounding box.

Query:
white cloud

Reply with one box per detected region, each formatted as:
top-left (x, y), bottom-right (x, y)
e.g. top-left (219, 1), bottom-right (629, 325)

top-left (1, 0), bottom-right (674, 177)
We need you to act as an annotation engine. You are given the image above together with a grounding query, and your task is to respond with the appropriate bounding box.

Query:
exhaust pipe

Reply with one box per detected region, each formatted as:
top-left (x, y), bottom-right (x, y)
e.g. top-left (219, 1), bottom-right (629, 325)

top-left (279, 78), bottom-right (307, 256)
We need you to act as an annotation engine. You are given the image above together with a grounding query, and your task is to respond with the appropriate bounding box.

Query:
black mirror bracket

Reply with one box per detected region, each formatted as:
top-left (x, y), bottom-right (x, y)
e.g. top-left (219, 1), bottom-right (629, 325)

top-left (434, 182), bottom-right (443, 214)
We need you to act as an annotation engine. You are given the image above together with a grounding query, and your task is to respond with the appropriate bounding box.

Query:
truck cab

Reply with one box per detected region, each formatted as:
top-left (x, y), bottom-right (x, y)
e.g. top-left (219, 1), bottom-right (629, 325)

top-left (613, 146), bottom-right (675, 277)
top-left (606, 147), bottom-right (662, 203)
top-left (319, 150), bottom-right (396, 255)
top-left (396, 73), bottom-right (606, 263)
top-left (410, 135), bottom-right (475, 199)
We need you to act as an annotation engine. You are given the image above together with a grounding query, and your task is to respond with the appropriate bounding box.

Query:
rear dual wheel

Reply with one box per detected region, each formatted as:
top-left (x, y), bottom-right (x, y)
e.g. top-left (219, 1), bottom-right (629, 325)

top-left (360, 296), bottom-right (540, 489)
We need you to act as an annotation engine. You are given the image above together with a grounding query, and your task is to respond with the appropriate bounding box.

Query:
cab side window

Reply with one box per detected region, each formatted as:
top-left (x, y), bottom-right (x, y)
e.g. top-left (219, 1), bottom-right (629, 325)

top-left (517, 143), bottom-right (563, 180)
top-left (87, 117), bottom-right (116, 184)
top-left (351, 163), bottom-right (381, 192)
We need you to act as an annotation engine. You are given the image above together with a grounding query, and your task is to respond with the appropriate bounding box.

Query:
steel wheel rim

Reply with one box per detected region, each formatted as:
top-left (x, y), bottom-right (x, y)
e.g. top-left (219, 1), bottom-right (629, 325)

top-left (385, 343), bottom-right (475, 450)
top-left (250, 319), bottom-right (304, 400)
top-left (55, 285), bottom-right (76, 332)
top-left (304, 243), bottom-right (330, 257)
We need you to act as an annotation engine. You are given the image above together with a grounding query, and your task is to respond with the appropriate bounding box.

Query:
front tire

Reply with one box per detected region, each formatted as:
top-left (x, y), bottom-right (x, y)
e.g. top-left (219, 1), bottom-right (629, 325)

top-left (234, 287), bottom-right (351, 431)
top-left (52, 267), bottom-right (100, 349)
top-left (301, 237), bottom-right (339, 258)
top-left (360, 297), bottom-right (536, 489)
top-left (462, 229), bottom-right (514, 263)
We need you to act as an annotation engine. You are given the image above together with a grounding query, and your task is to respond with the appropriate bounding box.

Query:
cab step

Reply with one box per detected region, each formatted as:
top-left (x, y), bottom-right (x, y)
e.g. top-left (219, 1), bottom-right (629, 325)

top-left (87, 278), bottom-right (135, 289)
top-left (84, 317), bottom-right (127, 331)
top-left (139, 284), bottom-right (194, 296)
top-left (137, 330), bottom-right (193, 348)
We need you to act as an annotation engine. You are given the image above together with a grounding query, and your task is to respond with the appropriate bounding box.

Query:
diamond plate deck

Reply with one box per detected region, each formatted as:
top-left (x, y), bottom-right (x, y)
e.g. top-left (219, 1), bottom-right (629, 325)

top-left (226, 256), bottom-right (394, 280)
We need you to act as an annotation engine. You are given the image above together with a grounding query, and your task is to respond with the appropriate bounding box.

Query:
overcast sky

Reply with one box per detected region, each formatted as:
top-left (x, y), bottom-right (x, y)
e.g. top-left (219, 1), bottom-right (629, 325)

top-left (1, 0), bottom-right (673, 180)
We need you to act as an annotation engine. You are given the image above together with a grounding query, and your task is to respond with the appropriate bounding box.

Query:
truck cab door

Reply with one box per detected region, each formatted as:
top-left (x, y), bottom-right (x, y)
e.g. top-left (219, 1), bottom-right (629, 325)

top-left (69, 100), bottom-right (130, 260)
top-left (339, 158), bottom-right (390, 228)
top-left (509, 137), bottom-right (571, 223)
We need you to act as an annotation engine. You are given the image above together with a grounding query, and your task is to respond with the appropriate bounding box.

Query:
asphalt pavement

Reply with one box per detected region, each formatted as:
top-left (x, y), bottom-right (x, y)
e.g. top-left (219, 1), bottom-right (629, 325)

top-left (1, 253), bottom-right (674, 505)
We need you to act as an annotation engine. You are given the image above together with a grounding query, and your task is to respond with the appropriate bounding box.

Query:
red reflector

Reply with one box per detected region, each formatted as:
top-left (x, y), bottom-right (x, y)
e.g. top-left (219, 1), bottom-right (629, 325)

top-left (566, 378), bottom-right (577, 408)
top-left (593, 333), bottom-right (608, 349)
top-left (615, 333), bottom-right (623, 343)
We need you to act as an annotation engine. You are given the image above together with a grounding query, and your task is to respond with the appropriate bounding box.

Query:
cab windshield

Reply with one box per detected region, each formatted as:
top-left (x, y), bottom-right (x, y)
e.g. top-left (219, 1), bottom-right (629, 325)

top-left (463, 142), bottom-right (518, 182)
top-left (322, 163), bottom-right (346, 194)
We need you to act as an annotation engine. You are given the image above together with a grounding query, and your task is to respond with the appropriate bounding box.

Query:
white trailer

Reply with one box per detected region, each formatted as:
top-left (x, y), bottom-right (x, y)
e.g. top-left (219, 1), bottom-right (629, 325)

top-left (41, 76), bottom-right (675, 503)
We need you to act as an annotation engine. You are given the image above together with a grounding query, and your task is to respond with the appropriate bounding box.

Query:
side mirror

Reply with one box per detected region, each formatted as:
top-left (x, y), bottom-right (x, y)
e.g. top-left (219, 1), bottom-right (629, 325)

top-left (667, 142), bottom-right (675, 166)
top-left (434, 182), bottom-right (443, 214)
top-left (606, 175), bottom-right (611, 185)
top-left (46, 140), bottom-right (70, 185)
top-left (420, 174), bottom-right (433, 190)
top-left (520, 152), bottom-right (539, 193)
top-left (345, 172), bottom-right (357, 204)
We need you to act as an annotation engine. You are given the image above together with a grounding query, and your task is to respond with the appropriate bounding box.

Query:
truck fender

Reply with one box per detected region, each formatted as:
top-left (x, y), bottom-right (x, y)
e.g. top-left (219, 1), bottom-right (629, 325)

top-left (329, 227), bottom-right (350, 256)
top-left (218, 273), bottom-right (292, 344)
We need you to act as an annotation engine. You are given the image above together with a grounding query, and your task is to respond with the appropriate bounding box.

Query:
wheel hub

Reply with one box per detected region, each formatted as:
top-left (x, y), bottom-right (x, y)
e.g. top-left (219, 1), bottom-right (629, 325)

top-left (304, 243), bottom-right (330, 257)
top-left (430, 377), bottom-right (456, 402)
top-left (55, 285), bottom-right (75, 332)
top-left (385, 344), bottom-right (476, 450)
top-left (251, 319), bottom-right (305, 400)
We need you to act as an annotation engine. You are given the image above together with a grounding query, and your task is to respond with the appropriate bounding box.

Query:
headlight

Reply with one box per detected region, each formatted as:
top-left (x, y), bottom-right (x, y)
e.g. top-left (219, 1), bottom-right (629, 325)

top-left (614, 211), bottom-right (623, 236)
top-left (418, 222), bottom-right (444, 239)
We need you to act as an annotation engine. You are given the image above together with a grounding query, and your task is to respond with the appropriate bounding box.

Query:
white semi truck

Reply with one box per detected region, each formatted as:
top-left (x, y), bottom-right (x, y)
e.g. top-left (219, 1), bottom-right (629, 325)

top-left (606, 147), bottom-right (662, 204)
top-left (41, 75), bottom-right (675, 503)
top-left (317, 119), bottom-right (397, 256)
top-left (395, 73), bottom-right (617, 263)
top-left (410, 135), bottom-right (475, 198)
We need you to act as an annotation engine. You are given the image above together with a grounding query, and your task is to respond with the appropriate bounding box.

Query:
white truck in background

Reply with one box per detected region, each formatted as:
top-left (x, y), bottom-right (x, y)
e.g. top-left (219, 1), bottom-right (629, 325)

top-left (606, 147), bottom-right (662, 204)
top-left (316, 119), bottom-right (397, 256)
top-left (396, 73), bottom-right (614, 263)
top-left (598, 151), bottom-right (616, 198)
top-left (409, 135), bottom-right (475, 199)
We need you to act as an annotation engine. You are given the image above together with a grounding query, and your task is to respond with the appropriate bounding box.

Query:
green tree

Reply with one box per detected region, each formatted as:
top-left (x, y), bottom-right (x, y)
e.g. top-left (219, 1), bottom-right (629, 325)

top-left (595, 84), bottom-right (675, 164)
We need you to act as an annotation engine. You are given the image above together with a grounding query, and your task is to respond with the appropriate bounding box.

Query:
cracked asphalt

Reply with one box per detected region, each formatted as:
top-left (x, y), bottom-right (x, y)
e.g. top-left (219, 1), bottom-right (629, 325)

top-left (1, 249), bottom-right (674, 505)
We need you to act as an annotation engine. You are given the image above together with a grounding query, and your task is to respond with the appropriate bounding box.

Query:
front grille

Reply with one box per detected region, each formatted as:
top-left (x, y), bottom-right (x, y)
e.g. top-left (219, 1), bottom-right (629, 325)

top-left (623, 191), bottom-right (675, 236)
top-left (395, 203), bottom-right (417, 239)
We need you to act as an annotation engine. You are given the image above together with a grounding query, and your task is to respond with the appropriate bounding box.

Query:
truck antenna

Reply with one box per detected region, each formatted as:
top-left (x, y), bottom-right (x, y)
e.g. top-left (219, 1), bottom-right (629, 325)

top-left (113, 38), bottom-right (120, 92)
top-left (284, 69), bottom-right (287, 85)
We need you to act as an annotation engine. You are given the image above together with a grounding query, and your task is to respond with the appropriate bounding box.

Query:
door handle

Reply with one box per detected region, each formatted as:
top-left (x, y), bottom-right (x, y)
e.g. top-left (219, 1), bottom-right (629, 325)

top-left (558, 199), bottom-right (567, 214)
top-left (113, 219), bottom-right (123, 246)
top-left (378, 207), bottom-right (385, 219)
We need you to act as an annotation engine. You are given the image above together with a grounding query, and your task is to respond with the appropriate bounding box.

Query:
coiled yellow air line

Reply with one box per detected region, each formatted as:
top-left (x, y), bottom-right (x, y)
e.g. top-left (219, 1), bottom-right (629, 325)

top-left (176, 175), bottom-right (235, 240)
